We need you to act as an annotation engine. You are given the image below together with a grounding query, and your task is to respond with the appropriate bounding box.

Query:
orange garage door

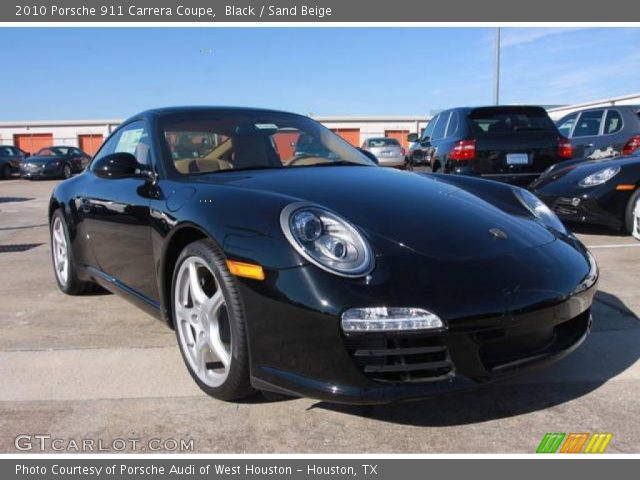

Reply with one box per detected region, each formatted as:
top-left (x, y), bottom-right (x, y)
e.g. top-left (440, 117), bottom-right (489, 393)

top-left (331, 128), bottom-right (360, 147)
top-left (14, 133), bottom-right (53, 155)
top-left (385, 130), bottom-right (410, 149)
top-left (78, 134), bottom-right (104, 156)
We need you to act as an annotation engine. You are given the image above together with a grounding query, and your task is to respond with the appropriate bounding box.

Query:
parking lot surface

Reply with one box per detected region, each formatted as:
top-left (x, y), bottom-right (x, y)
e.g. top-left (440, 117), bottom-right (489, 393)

top-left (1, 176), bottom-right (639, 453)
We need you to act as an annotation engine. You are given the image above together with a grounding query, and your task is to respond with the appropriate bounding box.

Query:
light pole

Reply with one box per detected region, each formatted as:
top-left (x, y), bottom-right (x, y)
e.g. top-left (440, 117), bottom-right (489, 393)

top-left (494, 27), bottom-right (501, 105)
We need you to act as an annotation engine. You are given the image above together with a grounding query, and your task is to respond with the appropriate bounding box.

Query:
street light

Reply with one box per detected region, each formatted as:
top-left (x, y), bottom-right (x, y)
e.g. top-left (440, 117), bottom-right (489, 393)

top-left (494, 27), bottom-right (501, 105)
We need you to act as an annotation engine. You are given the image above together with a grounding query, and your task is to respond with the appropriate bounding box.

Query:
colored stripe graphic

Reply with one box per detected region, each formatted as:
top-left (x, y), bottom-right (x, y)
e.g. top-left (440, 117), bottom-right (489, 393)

top-left (560, 433), bottom-right (589, 453)
top-left (584, 433), bottom-right (613, 453)
top-left (537, 433), bottom-right (565, 453)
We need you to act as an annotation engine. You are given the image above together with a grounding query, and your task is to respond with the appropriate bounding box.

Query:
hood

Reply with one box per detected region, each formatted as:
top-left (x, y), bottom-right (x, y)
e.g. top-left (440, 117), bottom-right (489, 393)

top-left (532, 154), bottom-right (640, 189)
top-left (195, 166), bottom-right (556, 260)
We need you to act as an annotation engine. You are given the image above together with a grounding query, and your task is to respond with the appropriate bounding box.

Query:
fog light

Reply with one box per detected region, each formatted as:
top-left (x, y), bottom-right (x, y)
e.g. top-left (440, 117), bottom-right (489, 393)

top-left (341, 307), bottom-right (444, 332)
top-left (571, 197), bottom-right (581, 207)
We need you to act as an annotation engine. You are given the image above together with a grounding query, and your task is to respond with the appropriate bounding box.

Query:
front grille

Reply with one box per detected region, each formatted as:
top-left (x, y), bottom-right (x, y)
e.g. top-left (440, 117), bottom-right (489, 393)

top-left (343, 334), bottom-right (454, 384)
top-left (552, 197), bottom-right (579, 216)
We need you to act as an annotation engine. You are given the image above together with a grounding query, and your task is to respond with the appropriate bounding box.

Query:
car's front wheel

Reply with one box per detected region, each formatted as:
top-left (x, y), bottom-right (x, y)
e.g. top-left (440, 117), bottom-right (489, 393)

top-left (625, 189), bottom-right (640, 239)
top-left (62, 164), bottom-right (72, 179)
top-left (50, 210), bottom-right (95, 294)
top-left (1, 163), bottom-right (11, 179)
top-left (172, 239), bottom-right (254, 401)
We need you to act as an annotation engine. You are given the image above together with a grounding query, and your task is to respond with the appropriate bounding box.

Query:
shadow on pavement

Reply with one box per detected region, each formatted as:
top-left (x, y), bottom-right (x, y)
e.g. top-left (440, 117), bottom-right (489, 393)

top-left (0, 197), bottom-right (34, 204)
top-left (311, 291), bottom-right (640, 426)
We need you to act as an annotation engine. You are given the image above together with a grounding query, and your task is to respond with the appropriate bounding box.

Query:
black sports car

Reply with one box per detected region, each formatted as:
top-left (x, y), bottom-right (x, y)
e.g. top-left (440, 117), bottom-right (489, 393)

top-left (531, 155), bottom-right (640, 238)
top-left (21, 146), bottom-right (90, 179)
top-left (49, 107), bottom-right (598, 404)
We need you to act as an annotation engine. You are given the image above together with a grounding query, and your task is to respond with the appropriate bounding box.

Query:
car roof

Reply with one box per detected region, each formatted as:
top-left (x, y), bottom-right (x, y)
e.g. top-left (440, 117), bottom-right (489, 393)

top-left (560, 105), bottom-right (640, 116)
top-left (134, 106), bottom-right (303, 121)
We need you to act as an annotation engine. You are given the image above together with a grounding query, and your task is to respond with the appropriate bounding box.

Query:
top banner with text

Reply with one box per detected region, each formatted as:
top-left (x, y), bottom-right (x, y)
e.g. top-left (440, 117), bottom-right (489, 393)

top-left (3, 0), bottom-right (638, 22)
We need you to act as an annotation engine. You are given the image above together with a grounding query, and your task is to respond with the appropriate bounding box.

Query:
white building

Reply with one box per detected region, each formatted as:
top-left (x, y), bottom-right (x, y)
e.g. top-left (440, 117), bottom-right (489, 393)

top-left (0, 115), bottom-right (429, 156)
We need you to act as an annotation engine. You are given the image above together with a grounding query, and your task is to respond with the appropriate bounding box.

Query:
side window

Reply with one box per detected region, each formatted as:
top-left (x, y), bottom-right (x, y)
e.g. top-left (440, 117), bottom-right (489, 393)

top-left (557, 113), bottom-right (578, 138)
top-left (90, 121), bottom-right (150, 170)
top-left (573, 110), bottom-right (604, 137)
top-left (421, 116), bottom-right (437, 141)
top-left (431, 112), bottom-right (449, 141)
top-left (445, 111), bottom-right (459, 138)
top-left (604, 110), bottom-right (623, 134)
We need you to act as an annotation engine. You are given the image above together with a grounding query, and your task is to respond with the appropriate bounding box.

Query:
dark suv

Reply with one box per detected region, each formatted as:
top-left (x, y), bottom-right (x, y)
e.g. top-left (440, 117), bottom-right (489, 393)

top-left (407, 106), bottom-right (573, 185)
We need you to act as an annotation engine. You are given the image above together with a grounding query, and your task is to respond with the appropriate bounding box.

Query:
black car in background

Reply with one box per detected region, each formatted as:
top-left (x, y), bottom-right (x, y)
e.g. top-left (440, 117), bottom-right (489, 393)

top-left (48, 106), bottom-right (597, 404)
top-left (407, 106), bottom-right (573, 185)
top-left (531, 154), bottom-right (640, 237)
top-left (20, 146), bottom-right (91, 180)
top-left (0, 145), bottom-right (28, 179)
top-left (555, 105), bottom-right (640, 160)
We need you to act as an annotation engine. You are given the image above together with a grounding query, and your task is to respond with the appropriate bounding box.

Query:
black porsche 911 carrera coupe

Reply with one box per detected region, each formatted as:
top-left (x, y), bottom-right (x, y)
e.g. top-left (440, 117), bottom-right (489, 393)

top-left (49, 107), bottom-right (598, 404)
top-left (531, 154), bottom-right (640, 239)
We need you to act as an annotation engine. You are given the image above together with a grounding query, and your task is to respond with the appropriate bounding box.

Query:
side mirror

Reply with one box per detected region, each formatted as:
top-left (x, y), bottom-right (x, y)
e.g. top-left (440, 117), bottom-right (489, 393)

top-left (358, 148), bottom-right (379, 165)
top-left (92, 152), bottom-right (142, 179)
top-left (407, 133), bottom-right (419, 143)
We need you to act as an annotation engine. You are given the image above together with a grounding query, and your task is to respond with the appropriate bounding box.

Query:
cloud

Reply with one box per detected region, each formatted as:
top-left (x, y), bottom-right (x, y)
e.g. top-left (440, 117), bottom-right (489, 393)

top-left (500, 28), bottom-right (579, 48)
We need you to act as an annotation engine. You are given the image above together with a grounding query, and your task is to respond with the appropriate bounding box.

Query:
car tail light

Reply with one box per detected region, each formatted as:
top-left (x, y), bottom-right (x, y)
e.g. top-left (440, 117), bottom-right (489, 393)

top-left (449, 139), bottom-right (476, 161)
top-left (557, 137), bottom-right (573, 159)
top-left (622, 136), bottom-right (640, 155)
top-left (401, 147), bottom-right (406, 156)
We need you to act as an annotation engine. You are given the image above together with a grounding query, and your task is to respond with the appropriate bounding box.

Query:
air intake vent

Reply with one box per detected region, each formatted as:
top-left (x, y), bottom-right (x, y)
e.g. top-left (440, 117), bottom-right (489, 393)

top-left (344, 334), bottom-right (454, 384)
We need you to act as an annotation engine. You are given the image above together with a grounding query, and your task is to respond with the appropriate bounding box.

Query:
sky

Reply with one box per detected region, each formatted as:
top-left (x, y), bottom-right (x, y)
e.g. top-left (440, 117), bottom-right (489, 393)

top-left (1, 27), bottom-right (639, 120)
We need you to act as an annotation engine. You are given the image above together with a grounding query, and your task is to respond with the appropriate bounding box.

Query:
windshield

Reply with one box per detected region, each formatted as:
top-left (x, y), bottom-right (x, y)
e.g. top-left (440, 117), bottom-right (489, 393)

top-left (36, 147), bottom-right (67, 157)
top-left (368, 138), bottom-right (399, 147)
top-left (161, 112), bottom-right (375, 175)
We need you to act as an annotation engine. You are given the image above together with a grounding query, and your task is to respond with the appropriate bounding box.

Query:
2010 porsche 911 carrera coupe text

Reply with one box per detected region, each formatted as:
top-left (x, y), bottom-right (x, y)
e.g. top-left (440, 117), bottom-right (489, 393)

top-left (49, 107), bottom-right (598, 404)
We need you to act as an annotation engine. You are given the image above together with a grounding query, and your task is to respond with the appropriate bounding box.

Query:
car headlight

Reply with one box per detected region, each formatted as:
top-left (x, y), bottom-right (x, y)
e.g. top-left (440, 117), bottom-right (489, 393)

top-left (578, 165), bottom-right (621, 187)
top-left (280, 202), bottom-right (374, 277)
top-left (515, 188), bottom-right (567, 233)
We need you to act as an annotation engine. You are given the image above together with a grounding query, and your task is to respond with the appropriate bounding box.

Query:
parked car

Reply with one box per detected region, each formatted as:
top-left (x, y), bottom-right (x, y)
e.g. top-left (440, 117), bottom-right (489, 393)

top-left (20, 146), bottom-right (91, 180)
top-left (555, 105), bottom-right (640, 160)
top-left (0, 145), bottom-right (28, 179)
top-left (407, 106), bottom-right (573, 185)
top-left (531, 154), bottom-right (640, 238)
top-left (360, 137), bottom-right (405, 167)
top-left (49, 107), bottom-right (597, 404)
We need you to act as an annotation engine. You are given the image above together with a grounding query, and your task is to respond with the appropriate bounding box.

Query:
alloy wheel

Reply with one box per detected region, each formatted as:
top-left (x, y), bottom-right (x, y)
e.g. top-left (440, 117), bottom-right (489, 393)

top-left (52, 217), bottom-right (69, 286)
top-left (633, 197), bottom-right (640, 241)
top-left (63, 165), bottom-right (71, 179)
top-left (174, 256), bottom-right (232, 387)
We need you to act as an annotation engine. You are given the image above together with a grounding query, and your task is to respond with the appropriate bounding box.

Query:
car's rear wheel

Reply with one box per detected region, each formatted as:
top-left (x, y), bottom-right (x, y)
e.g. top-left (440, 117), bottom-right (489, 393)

top-left (625, 189), bottom-right (640, 239)
top-left (62, 164), bottom-right (72, 179)
top-left (50, 210), bottom-right (95, 295)
top-left (172, 239), bottom-right (254, 401)
top-left (1, 163), bottom-right (11, 179)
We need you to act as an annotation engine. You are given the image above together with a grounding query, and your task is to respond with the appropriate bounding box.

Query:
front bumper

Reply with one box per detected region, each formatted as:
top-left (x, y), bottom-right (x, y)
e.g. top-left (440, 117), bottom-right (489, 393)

top-left (534, 184), bottom-right (631, 230)
top-left (20, 167), bottom-right (63, 179)
top-left (239, 237), bottom-right (597, 404)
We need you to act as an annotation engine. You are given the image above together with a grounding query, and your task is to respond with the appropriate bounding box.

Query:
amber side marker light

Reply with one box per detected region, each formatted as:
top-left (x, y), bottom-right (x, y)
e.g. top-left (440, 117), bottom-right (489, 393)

top-left (226, 260), bottom-right (265, 280)
top-left (616, 184), bottom-right (636, 191)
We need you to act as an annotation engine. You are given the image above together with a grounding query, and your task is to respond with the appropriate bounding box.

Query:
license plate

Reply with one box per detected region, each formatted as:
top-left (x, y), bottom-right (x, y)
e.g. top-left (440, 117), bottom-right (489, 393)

top-left (380, 151), bottom-right (393, 157)
top-left (506, 153), bottom-right (529, 165)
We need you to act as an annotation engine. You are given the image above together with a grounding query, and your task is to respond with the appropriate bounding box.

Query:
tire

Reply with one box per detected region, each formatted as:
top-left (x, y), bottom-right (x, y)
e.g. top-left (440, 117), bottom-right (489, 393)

top-left (172, 239), bottom-right (255, 401)
top-left (62, 164), bottom-right (72, 179)
top-left (1, 163), bottom-right (11, 180)
top-left (50, 209), bottom-right (95, 295)
top-left (624, 188), bottom-right (640, 237)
